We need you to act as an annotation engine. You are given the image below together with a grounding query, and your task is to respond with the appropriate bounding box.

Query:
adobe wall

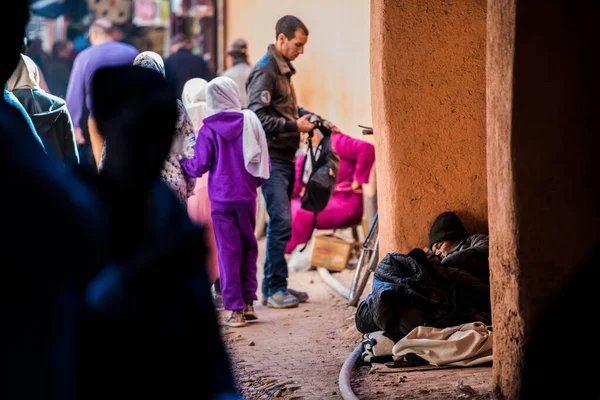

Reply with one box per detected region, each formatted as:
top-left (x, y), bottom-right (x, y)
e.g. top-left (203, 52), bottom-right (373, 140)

top-left (370, 0), bottom-right (488, 256)
top-left (487, 0), bottom-right (599, 397)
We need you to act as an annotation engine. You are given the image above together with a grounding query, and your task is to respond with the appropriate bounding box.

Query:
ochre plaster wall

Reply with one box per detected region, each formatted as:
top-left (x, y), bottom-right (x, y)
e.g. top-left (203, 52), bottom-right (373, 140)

top-left (370, 0), bottom-right (487, 257)
top-left (487, 0), bottom-right (600, 398)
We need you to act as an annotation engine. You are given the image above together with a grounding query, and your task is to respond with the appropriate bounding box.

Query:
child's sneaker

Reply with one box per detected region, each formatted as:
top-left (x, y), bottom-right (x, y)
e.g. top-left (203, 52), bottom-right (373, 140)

top-left (267, 290), bottom-right (299, 309)
top-left (224, 310), bottom-right (246, 327)
top-left (244, 301), bottom-right (258, 321)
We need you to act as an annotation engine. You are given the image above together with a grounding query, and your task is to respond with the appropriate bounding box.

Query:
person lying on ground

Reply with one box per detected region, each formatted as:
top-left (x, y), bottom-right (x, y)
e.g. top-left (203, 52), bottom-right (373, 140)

top-left (423, 211), bottom-right (490, 282)
top-left (355, 212), bottom-right (491, 340)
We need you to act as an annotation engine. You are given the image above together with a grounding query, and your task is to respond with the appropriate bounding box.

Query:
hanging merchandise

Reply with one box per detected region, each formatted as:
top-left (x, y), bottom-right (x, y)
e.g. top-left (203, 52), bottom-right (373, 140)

top-left (29, 0), bottom-right (67, 19)
top-left (133, 0), bottom-right (170, 27)
top-left (87, 0), bottom-right (133, 24)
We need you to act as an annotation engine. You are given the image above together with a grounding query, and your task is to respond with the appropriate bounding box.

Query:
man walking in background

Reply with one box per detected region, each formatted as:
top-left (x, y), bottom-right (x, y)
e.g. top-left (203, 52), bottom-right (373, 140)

top-left (246, 15), bottom-right (339, 309)
top-left (221, 38), bottom-right (252, 108)
top-left (45, 40), bottom-right (73, 99)
top-left (65, 17), bottom-right (138, 170)
top-left (165, 33), bottom-right (212, 99)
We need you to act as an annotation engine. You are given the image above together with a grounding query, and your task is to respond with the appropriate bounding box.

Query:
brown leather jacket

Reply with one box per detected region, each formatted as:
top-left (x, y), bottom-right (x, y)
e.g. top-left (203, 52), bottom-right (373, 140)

top-left (246, 44), bottom-right (314, 162)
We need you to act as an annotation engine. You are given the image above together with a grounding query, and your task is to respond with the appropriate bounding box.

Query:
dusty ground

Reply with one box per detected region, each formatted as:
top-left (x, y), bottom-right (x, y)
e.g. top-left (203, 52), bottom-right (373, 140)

top-left (220, 237), bottom-right (493, 399)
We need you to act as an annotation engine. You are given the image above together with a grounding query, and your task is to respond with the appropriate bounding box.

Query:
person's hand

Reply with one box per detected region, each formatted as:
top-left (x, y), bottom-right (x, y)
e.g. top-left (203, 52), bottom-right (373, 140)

top-left (297, 114), bottom-right (316, 133)
top-left (351, 180), bottom-right (363, 193)
top-left (299, 187), bottom-right (305, 197)
top-left (74, 127), bottom-right (85, 145)
top-left (323, 120), bottom-right (340, 133)
top-left (422, 247), bottom-right (433, 255)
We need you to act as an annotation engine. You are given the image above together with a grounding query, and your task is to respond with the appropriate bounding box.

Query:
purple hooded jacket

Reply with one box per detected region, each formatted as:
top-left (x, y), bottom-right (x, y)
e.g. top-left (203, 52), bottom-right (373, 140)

top-left (180, 111), bottom-right (263, 203)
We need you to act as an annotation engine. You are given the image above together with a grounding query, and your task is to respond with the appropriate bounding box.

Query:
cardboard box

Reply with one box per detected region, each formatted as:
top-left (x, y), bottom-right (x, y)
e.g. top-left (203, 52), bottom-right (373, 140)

top-left (310, 234), bottom-right (354, 272)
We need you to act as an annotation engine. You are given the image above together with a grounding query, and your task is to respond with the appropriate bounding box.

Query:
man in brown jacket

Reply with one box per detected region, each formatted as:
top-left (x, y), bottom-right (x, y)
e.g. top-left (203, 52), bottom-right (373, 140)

top-left (246, 15), bottom-right (339, 309)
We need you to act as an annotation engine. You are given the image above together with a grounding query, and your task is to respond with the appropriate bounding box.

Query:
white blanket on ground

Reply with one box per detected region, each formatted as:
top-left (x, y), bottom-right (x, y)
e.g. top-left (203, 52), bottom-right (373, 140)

top-left (392, 322), bottom-right (493, 367)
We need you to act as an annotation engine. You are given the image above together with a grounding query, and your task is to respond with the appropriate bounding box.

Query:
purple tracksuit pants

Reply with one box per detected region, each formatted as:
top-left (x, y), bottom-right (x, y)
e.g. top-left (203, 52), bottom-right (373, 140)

top-left (211, 200), bottom-right (258, 311)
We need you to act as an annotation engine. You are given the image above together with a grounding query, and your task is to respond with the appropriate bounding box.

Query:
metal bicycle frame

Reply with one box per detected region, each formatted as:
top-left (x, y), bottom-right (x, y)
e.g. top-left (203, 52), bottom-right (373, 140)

top-left (348, 212), bottom-right (379, 304)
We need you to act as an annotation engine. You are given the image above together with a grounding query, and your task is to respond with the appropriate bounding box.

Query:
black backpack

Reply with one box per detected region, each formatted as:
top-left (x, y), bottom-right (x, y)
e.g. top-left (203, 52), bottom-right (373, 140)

top-left (299, 119), bottom-right (340, 251)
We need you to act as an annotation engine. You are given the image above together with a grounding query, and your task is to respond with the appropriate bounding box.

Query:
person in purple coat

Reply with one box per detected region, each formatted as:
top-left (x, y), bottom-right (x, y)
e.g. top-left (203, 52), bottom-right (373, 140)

top-left (286, 130), bottom-right (376, 254)
top-left (180, 76), bottom-right (270, 327)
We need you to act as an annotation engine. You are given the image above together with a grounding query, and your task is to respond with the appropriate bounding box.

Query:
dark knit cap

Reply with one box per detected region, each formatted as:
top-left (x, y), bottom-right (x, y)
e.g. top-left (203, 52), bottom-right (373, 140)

top-left (429, 211), bottom-right (470, 247)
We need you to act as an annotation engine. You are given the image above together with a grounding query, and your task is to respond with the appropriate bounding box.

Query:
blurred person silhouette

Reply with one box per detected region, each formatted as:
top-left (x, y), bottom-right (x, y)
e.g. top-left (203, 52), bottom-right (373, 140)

top-left (25, 37), bottom-right (48, 73)
top-left (111, 23), bottom-right (126, 42)
top-left (65, 17), bottom-right (138, 171)
top-left (79, 64), bottom-right (239, 399)
top-left (7, 54), bottom-right (79, 165)
top-left (179, 76), bottom-right (270, 327)
top-left (221, 38), bottom-right (252, 108)
top-left (165, 33), bottom-right (212, 100)
top-left (182, 77), bottom-right (220, 291)
top-left (97, 51), bottom-right (197, 205)
top-left (1, 3), bottom-right (109, 399)
top-left (24, 37), bottom-right (51, 92)
top-left (45, 39), bottom-right (73, 99)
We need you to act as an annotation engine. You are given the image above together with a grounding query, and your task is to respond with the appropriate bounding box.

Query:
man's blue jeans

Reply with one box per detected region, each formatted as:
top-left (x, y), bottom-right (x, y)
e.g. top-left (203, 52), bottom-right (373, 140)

top-left (261, 158), bottom-right (295, 298)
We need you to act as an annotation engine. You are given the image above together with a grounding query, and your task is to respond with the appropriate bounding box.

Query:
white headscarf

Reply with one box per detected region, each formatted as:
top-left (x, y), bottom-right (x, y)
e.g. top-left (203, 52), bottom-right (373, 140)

top-left (133, 51), bottom-right (165, 77)
top-left (6, 54), bottom-right (40, 91)
top-left (206, 77), bottom-right (270, 180)
top-left (182, 78), bottom-right (211, 132)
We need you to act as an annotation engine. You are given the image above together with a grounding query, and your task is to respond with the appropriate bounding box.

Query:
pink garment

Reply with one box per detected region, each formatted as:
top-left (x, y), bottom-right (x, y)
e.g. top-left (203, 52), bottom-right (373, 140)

top-left (186, 141), bottom-right (219, 285)
top-left (286, 132), bottom-right (376, 253)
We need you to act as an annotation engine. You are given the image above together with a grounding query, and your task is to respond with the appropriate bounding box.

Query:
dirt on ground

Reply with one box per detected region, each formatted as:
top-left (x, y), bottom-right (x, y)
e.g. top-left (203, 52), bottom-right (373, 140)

top-left (220, 238), bottom-right (493, 399)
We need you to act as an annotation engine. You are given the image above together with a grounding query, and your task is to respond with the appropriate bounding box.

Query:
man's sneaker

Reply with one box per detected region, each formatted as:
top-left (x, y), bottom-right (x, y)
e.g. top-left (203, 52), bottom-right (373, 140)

top-left (244, 301), bottom-right (258, 321)
top-left (224, 311), bottom-right (247, 327)
top-left (287, 288), bottom-right (309, 303)
top-left (267, 290), bottom-right (299, 309)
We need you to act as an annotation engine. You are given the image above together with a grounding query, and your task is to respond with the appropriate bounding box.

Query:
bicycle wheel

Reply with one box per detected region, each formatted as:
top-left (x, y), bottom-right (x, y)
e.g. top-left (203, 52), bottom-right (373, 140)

top-left (348, 215), bottom-right (379, 307)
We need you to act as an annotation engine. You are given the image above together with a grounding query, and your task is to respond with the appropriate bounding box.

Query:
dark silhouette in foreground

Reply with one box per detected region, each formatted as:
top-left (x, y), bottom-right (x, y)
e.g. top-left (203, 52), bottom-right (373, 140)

top-left (77, 64), bottom-right (238, 399)
top-left (1, 3), bottom-right (108, 399)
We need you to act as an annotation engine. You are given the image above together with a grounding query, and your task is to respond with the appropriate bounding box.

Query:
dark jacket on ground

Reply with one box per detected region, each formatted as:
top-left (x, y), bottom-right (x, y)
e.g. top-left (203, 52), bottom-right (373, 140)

top-left (355, 249), bottom-right (491, 338)
top-left (442, 233), bottom-right (490, 283)
top-left (165, 48), bottom-right (212, 100)
top-left (13, 88), bottom-right (79, 165)
top-left (246, 44), bottom-right (314, 162)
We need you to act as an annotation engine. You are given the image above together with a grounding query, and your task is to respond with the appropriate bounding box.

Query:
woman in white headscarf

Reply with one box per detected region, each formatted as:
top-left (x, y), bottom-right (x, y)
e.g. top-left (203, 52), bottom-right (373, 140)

top-left (98, 51), bottom-right (196, 205)
top-left (182, 77), bottom-right (210, 132)
top-left (182, 77), bottom-right (219, 288)
top-left (179, 76), bottom-right (270, 327)
top-left (8, 54), bottom-right (79, 165)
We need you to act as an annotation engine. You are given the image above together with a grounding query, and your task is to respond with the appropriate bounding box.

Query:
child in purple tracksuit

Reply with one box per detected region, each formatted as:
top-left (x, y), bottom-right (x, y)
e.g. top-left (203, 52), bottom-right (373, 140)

top-left (180, 76), bottom-right (270, 327)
